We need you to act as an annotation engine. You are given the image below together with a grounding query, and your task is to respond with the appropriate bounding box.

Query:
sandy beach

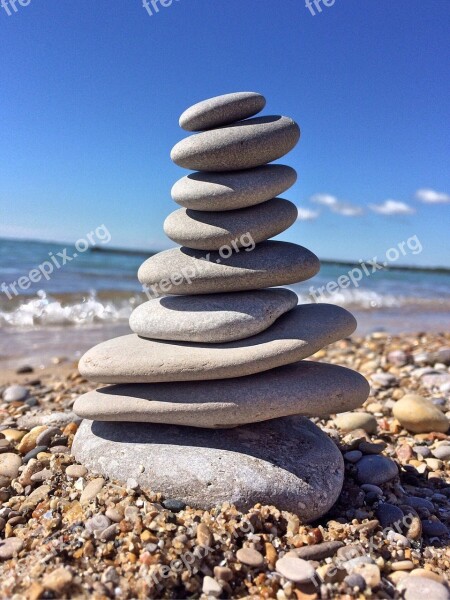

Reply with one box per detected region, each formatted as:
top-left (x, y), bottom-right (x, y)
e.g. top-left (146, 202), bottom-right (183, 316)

top-left (0, 331), bottom-right (448, 599)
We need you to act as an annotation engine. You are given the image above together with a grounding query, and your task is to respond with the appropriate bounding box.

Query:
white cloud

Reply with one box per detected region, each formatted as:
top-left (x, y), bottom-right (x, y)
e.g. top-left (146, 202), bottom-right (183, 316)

top-left (369, 199), bottom-right (415, 215)
top-left (297, 207), bottom-right (320, 221)
top-left (310, 193), bottom-right (363, 216)
top-left (415, 188), bottom-right (450, 203)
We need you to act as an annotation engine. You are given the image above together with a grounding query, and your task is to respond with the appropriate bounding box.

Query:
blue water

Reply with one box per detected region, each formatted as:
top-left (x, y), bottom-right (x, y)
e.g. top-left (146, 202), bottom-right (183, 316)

top-left (0, 236), bottom-right (450, 368)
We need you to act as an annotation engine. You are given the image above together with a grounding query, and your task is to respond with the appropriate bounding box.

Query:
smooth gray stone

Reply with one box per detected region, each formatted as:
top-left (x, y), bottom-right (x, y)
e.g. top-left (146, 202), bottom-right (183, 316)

top-left (171, 165), bottom-right (297, 212)
top-left (356, 455), bottom-right (399, 485)
top-left (73, 361), bottom-right (369, 428)
top-left (129, 289), bottom-right (298, 343)
top-left (171, 116), bottom-right (300, 172)
top-left (179, 92), bottom-right (266, 132)
top-left (78, 304), bottom-right (357, 384)
top-left (163, 198), bottom-right (298, 251)
top-left (138, 241), bottom-right (320, 296)
top-left (71, 416), bottom-right (344, 520)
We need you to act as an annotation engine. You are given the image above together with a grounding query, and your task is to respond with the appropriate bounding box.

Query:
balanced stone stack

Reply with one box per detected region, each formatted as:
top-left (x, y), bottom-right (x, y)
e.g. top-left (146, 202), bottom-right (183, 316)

top-left (72, 92), bottom-right (369, 521)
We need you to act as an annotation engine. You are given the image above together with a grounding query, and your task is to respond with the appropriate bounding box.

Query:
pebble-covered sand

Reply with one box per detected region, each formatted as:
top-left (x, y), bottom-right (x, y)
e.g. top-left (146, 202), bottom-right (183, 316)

top-left (0, 332), bottom-right (449, 599)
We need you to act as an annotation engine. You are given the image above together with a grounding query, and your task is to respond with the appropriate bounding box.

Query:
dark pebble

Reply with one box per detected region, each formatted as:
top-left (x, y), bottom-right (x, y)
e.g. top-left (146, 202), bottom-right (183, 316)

top-left (23, 446), bottom-right (48, 463)
top-left (421, 519), bottom-right (448, 537)
top-left (162, 499), bottom-right (186, 513)
top-left (405, 496), bottom-right (435, 512)
top-left (50, 436), bottom-right (69, 447)
top-left (376, 503), bottom-right (404, 528)
top-left (16, 365), bottom-right (34, 374)
top-left (365, 492), bottom-right (380, 506)
top-left (24, 397), bottom-right (38, 407)
top-left (295, 541), bottom-right (344, 560)
top-left (344, 573), bottom-right (366, 591)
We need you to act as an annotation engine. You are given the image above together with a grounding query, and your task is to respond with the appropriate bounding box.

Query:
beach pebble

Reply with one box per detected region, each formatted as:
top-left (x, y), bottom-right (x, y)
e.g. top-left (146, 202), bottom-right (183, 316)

top-left (393, 394), bottom-right (449, 433)
top-left (421, 518), bottom-right (448, 537)
top-left (408, 569), bottom-right (446, 583)
top-left (65, 464), bottom-right (87, 478)
top-left (351, 564), bottom-right (381, 588)
top-left (356, 455), bottom-right (398, 485)
top-left (129, 289), bottom-right (298, 344)
top-left (371, 372), bottom-right (397, 387)
top-left (138, 241), bottom-right (319, 296)
top-left (78, 304), bottom-right (355, 385)
top-left (375, 503), bottom-right (404, 528)
top-left (17, 426), bottom-right (48, 454)
top-left (387, 350), bottom-right (408, 366)
top-left (162, 499), bottom-right (186, 513)
top-left (86, 514), bottom-right (111, 533)
top-left (361, 484), bottom-right (383, 495)
top-left (30, 468), bottom-right (52, 482)
top-left (202, 575), bottom-right (222, 598)
top-left (35, 427), bottom-right (62, 448)
top-left (295, 541), bottom-right (343, 560)
top-left (344, 573), bottom-right (366, 591)
top-left (432, 444), bottom-right (450, 461)
top-left (172, 164), bottom-right (297, 212)
top-left (72, 417), bottom-right (344, 520)
top-left (179, 91), bottom-right (266, 131)
top-left (42, 567), bottom-right (73, 593)
top-left (344, 450), bottom-right (362, 463)
top-left (275, 556), bottom-right (316, 582)
top-left (404, 496), bottom-right (434, 512)
top-left (333, 412), bottom-right (377, 434)
top-left (2, 385), bottom-right (28, 402)
top-left (397, 576), bottom-right (450, 600)
top-left (0, 537), bottom-right (23, 560)
top-left (80, 478), bottom-right (105, 505)
top-left (164, 198), bottom-right (298, 251)
top-left (414, 445), bottom-right (431, 458)
top-left (23, 446), bottom-right (47, 463)
top-left (236, 547), bottom-right (264, 567)
top-left (359, 440), bottom-right (386, 455)
top-left (0, 453), bottom-right (22, 484)
top-left (171, 115), bottom-right (300, 172)
top-left (196, 523), bottom-right (213, 547)
top-left (422, 373), bottom-right (450, 389)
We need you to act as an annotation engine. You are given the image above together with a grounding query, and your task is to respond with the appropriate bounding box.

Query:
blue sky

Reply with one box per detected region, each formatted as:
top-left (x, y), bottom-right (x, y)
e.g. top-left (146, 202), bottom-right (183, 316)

top-left (0, 0), bottom-right (449, 267)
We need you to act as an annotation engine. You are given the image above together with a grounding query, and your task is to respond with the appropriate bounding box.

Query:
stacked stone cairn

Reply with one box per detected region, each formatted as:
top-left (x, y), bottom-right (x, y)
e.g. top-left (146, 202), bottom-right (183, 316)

top-left (73, 92), bottom-right (369, 521)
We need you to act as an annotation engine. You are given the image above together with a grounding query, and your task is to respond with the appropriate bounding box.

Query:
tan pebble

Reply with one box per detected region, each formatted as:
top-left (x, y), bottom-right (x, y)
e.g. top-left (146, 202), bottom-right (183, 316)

top-left (236, 547), bottom-right (264, 567)
top-left (265, 542), bottom-right (277, 566)
top-left (353, 564), bottom-right (381, 588)
top-left (1, 429), bottom-right (26, 442)
top-left (27, 582), bottom-right (45, 600)
top-left (214, 566), bottom-right (233, 582)
top-left (315, 563), bottom-right (344, 584)
top-left (389, 571), bottom-right (409, 585)
top-left (393, 394), bottom-right (449, 434)
top-left (63, 422), bottom-right (78, 436)
top-left (424, 458), bottom-right (443, 470)
top-left (22, 485), bottom-right (51, 510)
top-left (80, 477), bottom-right (105, 505)
top-left (42, 567), bottom-right (73, 593)
top-left (409, 568), bottom-right (445, 583)
top-left (0, 453), bottom-right (23, 483)
top-left (105, 506), bottom-right (123, 522)
top-left (391, 560), bottom-right (414, 571)
top-left (275, 556), bottom-right (316, 583)
top-left (196, 522), bottom-right (213, 548)
top-left (17, 426), bottom-right (48, 454)
top-left (18, 459), bottom-right (43, 486)
top-left (65, 464), bottom-right (87, 478)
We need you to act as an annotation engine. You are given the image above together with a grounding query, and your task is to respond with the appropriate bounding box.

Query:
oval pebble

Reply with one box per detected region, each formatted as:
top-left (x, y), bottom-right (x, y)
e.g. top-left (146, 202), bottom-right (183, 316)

top-left (163, 198), bottom-right (298, 251)
top-left (65, 465), bottom-right (87, 478)
top-left (398, 576), bottom-right (450, 600)
top-left (179, 91), bottom-right (266, 131)
top-left (171, 115), bottom-right (300, 172)
top-left (236, 547), bottom-right (264, 567)
top-left (80, 477), bottom-right (105, 505)
top-left (275, 555), bottom-right (316, 583)
top-left (2, 385), bottom-right (28, 402)
top-left (171, 165), bottom-right (297, 212)
top-left (356, 455), bottom-right (398, 485)
top-left (0, 537), bottom-right (23, 560)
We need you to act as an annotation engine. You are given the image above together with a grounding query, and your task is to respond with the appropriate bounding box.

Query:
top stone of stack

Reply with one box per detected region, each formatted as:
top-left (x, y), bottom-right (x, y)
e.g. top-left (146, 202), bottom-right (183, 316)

top-left (179, 91), bottom-right (266, 131)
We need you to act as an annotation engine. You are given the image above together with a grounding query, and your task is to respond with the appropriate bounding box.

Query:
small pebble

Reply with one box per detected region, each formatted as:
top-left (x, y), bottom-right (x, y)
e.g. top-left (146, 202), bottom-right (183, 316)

top-left (0, 537), bottom-right (23, 560)
top-left (202, 576), bottom-right (222, 598)
top-left (356, 455), bottom-right (398, 485)
top-left (162, 499), bottom-right (186, 512)
top-left (398, 575), bottom-right (450, 600)
top-left (275, 556), bottom-right (316, 582)
top-left (236, 547), bottom-right (264, 567)
top-left (80, 478), bottom-right (105, 505)
top-left (344, 450), bottom-right (362, 463)
top-left (65, 464), bottom-right (87, 478)
top-left (3, 385), bottom-right (28, 402)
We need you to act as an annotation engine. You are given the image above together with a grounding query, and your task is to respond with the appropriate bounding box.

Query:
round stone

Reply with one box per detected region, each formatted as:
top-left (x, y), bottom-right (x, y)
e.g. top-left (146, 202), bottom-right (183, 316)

top-left (333, 412), bottom-right (377, 434)
top-left (275, 555), bottom-right (316, 582)
top-left (137, 241), bottom-right (320, 296)
top-left (72, 416), bottom-right (344, 521)
top-left (432, 444), bottom-right (450, 461)
top-left (171, 115), bottom-right (300, 172)
top-left (171, 165), bottom-right (297, 212)
top-left (179, 92), bottom-right (266, 131)
top-left (0, 537), bottom-right (23, 560)
top-left (398, 576), bottom-right (450, 600)
top-left (129, 289), bottom-right (298, 343)
top-left (375, 503), bottom-right (404, 528)
top-left (163, 198), bottom-right (298, 251)
top-left (73, 361), bottom-right (369, 428)
top-left (236, 548), bottom-right (264, 567)
top-left (78, 303), bottom-right (357, 384)
top-left (0, 453), bottom-right (22, 484)
top-left (393, 394), bottom-right (449, 433)
top-left (356, 455), bottom-right (398, 485)
top-left (2, 385), bottom-right (28, 402)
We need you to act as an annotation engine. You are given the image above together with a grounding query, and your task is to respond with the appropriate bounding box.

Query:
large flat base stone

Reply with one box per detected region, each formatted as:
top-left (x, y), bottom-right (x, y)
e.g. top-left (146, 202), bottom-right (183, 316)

top-left (72, 416), bottom-right (344, 521)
